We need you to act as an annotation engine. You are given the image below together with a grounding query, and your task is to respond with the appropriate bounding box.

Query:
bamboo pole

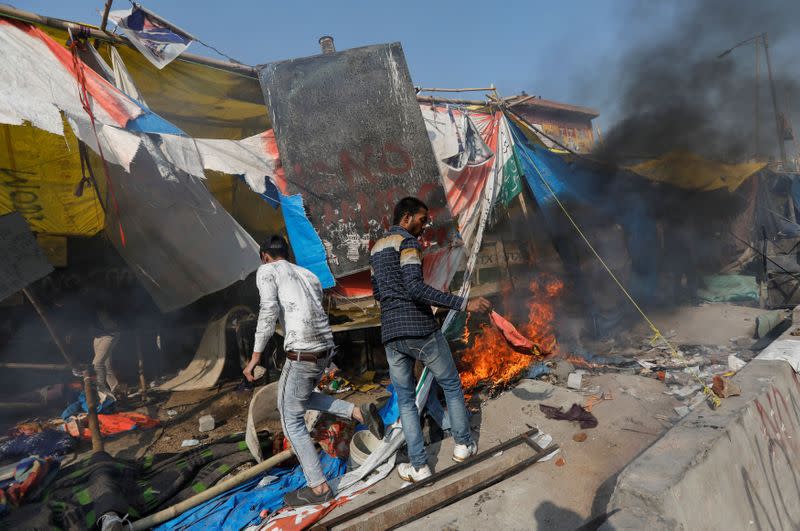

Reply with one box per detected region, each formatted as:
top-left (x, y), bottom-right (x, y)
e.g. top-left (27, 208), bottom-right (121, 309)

top-left (21, 288), bottom-right (76, 369)
top-left (417, 86), bottom-right (495, 93)
top-left (0, 362), bottom-right (70, 370)
top-left (99, 0), bottom-right (113, 33)
top-left (0, 4), bottom-right (256, 77)
top-left (83, 369), bottom-right (105, 453)
top-left (130, 449), bottom-right (294, 530)
top-left (136, 331), bottom-right (147, 401)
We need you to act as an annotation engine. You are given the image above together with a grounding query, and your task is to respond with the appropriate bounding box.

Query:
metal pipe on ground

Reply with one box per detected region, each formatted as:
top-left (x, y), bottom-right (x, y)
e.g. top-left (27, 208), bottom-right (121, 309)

top-left (130, 449), bottom-right (293, 530)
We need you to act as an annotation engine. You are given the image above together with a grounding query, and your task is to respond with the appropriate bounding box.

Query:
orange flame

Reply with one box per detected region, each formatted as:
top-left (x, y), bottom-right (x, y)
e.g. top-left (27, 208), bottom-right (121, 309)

top-left (459, 276), bottom-right (564, 391)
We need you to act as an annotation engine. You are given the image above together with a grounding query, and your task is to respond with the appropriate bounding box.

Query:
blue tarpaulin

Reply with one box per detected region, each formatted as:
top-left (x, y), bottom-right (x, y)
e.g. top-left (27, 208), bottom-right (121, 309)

top-left (155, 451), bottom-right (346, 530)
top-left (508, 120), bottom-right (660, 304)
top-left (280, 192), bottom-right (336, 289)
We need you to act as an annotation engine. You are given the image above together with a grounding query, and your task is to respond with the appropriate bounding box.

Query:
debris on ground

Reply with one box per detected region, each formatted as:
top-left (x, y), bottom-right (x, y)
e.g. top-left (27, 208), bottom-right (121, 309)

top-left (572, 432), bottom-right (588, 442)
top-left (199, 414), bottom-right (216, 433)
top-left (539, 404), bottom-right (598, 429)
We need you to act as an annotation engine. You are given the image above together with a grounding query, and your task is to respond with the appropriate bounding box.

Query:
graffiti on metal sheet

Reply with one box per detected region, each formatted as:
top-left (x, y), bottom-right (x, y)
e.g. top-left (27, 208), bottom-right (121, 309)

top-left (259, 42), bottom-right (454, 277)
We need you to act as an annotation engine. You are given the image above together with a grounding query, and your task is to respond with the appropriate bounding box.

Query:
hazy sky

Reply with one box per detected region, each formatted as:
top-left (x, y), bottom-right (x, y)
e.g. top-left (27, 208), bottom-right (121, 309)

top-left (13, 1), bottom-right (800, 131)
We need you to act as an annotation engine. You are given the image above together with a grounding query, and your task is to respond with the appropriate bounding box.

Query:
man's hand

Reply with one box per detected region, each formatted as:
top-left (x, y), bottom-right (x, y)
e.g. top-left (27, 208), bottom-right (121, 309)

top-left (466, 296), bottom-right (492, 314)
top-left (243, 352), bottom-right (262, 382)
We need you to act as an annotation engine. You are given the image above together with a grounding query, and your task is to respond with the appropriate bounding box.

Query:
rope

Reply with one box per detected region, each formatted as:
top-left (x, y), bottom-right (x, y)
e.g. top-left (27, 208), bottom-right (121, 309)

top-left (69, 35), bottom-right (127, 246)
top-left (509, 123), bottom-right (721, 408)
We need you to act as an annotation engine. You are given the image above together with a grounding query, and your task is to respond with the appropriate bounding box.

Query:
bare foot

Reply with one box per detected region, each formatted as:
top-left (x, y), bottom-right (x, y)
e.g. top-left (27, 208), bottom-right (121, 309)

top-left (352, 407), bottom-right (364, 423)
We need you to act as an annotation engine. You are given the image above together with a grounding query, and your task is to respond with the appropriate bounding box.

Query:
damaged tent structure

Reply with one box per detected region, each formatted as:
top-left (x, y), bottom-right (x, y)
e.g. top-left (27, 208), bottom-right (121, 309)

top-left (2, 3), bottom-right (800, 530)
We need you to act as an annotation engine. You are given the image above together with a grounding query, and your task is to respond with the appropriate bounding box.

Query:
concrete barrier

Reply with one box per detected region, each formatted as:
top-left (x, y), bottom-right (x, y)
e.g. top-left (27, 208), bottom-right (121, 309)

top-left (602, 319), bottom-right (800, 530)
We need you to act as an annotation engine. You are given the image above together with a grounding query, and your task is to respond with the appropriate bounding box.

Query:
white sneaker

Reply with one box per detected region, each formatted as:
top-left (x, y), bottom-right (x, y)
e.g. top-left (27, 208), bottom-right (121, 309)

top-left (397, 463), bottom-right (432, 483)
top-left (453, 441), bottom-right (478, 462)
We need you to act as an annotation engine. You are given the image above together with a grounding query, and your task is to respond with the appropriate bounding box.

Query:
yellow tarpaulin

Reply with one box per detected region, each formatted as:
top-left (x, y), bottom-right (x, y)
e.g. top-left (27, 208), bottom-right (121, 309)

top-left (1, 22), bottom-right (279, 239)
top-left (628, 151), bottom-right (767, 192)
top-left (0, 123), bottom-right (105, 236)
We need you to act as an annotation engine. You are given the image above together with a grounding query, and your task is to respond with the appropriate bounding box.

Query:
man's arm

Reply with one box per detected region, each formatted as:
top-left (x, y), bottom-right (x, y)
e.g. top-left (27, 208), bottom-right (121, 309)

top-left (369, 265), bottom-right (382, 302)
top-left (399, 237), bottom-right (465, 310)
top-left (244, 266), bottom-right (279, 382)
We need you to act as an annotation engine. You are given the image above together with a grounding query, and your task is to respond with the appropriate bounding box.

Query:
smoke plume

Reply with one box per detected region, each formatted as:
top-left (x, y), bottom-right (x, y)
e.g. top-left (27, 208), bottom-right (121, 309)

top-left (593, 0), bottom-right (800, 164)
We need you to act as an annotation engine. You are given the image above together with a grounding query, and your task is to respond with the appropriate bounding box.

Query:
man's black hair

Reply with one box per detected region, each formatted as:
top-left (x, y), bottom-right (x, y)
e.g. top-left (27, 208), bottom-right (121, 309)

top-left (393, 196), bottom-right (428, 225)
top-left (260, 235), bottom-right (290, 259)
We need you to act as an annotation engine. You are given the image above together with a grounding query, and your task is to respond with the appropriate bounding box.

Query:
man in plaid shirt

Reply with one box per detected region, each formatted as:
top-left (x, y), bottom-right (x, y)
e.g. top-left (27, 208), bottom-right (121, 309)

top-left (370, 197), bottom-right (491, 482)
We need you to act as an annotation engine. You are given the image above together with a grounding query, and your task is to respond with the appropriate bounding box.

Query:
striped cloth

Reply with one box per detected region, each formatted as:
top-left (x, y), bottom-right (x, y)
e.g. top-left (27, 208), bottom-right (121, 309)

top-left (370, 226), bottom-right (465, 343)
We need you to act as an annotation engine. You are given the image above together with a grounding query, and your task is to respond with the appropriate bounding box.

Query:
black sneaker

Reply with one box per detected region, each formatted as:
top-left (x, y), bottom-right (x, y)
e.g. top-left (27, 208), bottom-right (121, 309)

top-left (359, 403), bottom-right (385, 440)
top-left (283, 485), bottom-right (335, 507)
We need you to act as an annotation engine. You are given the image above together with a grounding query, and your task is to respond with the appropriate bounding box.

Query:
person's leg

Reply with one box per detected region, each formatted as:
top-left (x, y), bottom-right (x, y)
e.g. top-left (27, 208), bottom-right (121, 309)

top-left (305, 359), bottom-right (355, 419)
top-left (424, 381), bottom-right (451, 432)
top-left (419, 331), bottom-right (472, 446)
top-left (92, 335), bottom-right (114, 395)
top-left (385, 338), bottom-right (428, 469)
top-left (103, 333), bottom-right (120, 393)
top-left (277, 360), bottom-right (328, 489)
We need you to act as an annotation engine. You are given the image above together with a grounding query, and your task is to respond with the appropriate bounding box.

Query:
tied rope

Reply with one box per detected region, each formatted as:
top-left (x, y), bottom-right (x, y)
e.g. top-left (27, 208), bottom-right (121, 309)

top-left (69, 36), bottom-right (127, 247)
top-left (509, 117), bottom-right (721, 408)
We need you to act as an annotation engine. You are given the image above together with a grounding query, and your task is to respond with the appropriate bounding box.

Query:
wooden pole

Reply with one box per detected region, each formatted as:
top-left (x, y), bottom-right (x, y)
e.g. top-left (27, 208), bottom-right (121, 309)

top-left (136, 331), bottom-right (147, 401)
top-left (99, 0), bottom-right (113, 33)
top-left (22, 288), bottom-right (76, 369)
top-left (83, 369), bottom-right (105, 453)
top-left (416, 86), bottom-right (496, 93)
top-left (0, 362), bottom-right (70, 370)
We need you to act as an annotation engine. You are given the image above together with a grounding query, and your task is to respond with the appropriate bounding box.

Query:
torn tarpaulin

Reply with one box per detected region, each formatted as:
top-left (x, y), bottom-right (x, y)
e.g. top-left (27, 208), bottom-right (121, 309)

top-left (539, 403), bottom-right (598, 429)
top-left (490, 311), bottom-right (537, 353)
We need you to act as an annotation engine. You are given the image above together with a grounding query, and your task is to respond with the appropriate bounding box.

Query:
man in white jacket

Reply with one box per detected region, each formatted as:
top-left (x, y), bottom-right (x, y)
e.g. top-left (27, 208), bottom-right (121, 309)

top-left (243, 236), bottom-right (384, 507)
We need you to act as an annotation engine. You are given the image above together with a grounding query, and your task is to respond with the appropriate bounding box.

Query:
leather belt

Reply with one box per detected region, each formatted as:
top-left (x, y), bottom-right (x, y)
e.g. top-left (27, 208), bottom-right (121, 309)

top-left (287, 350), bottom-right (327, 363)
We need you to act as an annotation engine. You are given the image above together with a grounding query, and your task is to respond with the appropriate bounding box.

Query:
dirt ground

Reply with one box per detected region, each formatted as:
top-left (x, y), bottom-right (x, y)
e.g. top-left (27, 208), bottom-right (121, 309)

top-left (13, 301), bottom-right (769, 529)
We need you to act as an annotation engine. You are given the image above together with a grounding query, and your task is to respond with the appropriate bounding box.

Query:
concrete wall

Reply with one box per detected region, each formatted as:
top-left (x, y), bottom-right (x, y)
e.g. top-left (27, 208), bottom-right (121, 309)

top-left (602, 335), bottom-right (800, 530)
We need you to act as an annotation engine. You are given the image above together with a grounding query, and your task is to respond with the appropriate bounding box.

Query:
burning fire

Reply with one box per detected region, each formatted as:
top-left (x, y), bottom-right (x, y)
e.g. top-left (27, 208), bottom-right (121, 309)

top-left (458, 276), bottom-right (564, 391)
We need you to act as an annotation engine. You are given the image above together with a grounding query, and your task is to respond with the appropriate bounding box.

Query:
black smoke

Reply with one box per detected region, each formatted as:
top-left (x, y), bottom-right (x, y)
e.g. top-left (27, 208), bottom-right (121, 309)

top-left (593, 0), bottom-right (800, 164)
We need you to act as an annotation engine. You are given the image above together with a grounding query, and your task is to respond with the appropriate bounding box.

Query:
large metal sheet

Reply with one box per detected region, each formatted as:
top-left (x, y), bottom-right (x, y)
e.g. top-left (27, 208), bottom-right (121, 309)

top-left (0, 212), bottom-right (53, 301)
top-left (259, 43), bottom-right (453, 277)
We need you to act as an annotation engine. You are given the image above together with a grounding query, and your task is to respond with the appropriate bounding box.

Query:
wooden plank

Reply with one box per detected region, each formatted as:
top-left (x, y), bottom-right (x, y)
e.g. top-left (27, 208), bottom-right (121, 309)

top-left (334, 443), bottom-right (557, 531)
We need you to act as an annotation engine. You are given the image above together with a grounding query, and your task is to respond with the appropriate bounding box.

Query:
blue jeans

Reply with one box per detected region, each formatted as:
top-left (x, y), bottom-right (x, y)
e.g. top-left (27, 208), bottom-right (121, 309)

top-left (385, 330), bottom-right (472, 468)
top-left (277, 358), bottom-right (354, 488)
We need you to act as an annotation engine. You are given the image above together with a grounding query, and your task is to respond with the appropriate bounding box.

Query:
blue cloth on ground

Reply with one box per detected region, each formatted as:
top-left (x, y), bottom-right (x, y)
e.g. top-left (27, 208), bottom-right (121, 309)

top-left (155, 452), bottom-right (346, 530)
top-left (60, 392), bottom-right (116, 420)
top-left (0, 430), bottom-right (75, 461)
top-left (280, 193), bottom-right (335, 289)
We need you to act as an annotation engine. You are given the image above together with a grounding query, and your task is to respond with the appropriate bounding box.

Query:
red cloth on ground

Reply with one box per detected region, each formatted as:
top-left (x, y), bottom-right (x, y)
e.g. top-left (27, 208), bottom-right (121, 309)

top-left (490, 311), bottom-right (535, 351)
top-left (66, 412), bottom-right (160, 439)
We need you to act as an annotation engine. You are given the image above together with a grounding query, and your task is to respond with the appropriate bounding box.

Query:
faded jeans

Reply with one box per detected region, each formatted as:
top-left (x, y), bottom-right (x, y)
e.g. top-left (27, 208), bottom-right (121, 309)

top-left (93, 333), bottom-right (119, 395)
top-left (277, 357), bottom-right (355, 488)
top-left (385, 330), bottom-right (472, 469)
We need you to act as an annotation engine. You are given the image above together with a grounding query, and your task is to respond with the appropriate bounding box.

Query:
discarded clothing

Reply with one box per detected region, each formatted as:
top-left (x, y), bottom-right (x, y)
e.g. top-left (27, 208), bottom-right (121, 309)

top-left (155, 451), bottom-right (346, 530)
top-left (0, 429), bottom-right (75, 461)
top-left (312, 419), bottom-right (355, 459)
top-left (60, 391), bottom-right (116, 420)
top-left (490, 311), bottom-right (537, 352)
top-left (4, 456), bottom-right (60, 509)
top-left (63, 412), bottom-right (160, 439)
top-left (1, 434), bottom-right (272, 529)
top-left (539, 403), bottom-right (598, 429)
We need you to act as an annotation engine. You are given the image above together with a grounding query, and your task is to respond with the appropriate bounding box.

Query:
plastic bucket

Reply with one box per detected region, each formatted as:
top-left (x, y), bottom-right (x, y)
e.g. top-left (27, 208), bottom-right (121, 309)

top-left (348, 430), bottom-right (381, 470)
